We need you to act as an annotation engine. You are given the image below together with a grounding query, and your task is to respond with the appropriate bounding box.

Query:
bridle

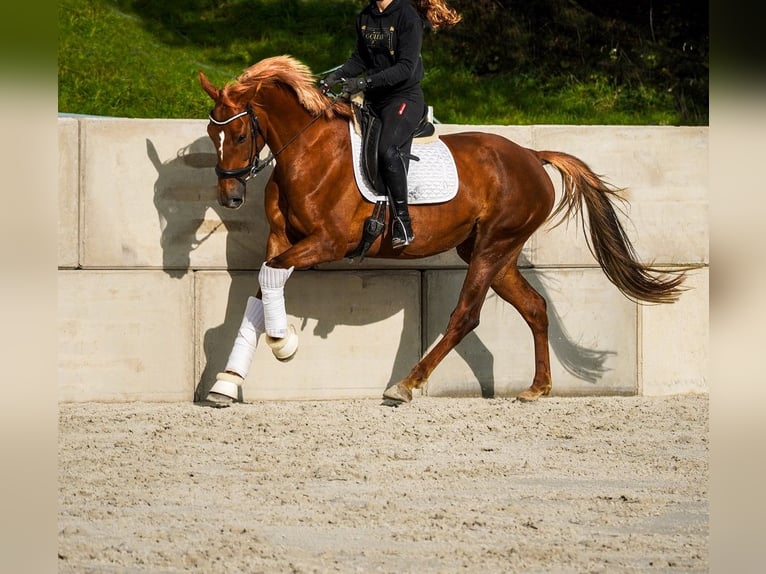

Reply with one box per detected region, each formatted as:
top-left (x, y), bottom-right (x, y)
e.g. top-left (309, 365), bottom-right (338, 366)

top-left (209, 100), bottom-right (332, 185)
top-left (208, 104), bottom-right (271, 185)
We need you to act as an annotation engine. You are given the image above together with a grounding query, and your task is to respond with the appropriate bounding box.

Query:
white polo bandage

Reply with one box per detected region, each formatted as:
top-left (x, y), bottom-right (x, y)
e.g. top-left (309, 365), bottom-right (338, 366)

top-left (224, 296), bottom-right (265, 378)
top-left (259, 263), bottom-right (295, 338)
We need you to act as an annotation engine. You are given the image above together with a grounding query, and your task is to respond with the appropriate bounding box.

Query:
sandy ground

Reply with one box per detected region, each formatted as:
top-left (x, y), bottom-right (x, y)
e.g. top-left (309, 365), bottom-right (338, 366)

top-left (58, 394), bottom-right (708, 573)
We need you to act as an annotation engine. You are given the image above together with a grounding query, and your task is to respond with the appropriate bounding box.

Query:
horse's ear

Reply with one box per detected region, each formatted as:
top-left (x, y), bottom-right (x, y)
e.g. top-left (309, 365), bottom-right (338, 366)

top-left (199, 71), bottom-right (219, 101)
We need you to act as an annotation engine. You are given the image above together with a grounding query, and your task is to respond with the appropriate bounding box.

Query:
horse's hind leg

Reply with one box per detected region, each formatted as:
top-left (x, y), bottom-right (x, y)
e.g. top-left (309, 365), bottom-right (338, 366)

top-left (491, 265), bottom-right (552, 401)
top-left (382, 251), bottom-right (506, 403)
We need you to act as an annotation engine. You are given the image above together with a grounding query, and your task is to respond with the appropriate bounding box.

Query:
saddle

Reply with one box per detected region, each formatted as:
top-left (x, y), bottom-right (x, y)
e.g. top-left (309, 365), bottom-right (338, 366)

top-left (351, 100), bottom-right (435, 196)
top-left (348, 100), bottom-right (435, 261)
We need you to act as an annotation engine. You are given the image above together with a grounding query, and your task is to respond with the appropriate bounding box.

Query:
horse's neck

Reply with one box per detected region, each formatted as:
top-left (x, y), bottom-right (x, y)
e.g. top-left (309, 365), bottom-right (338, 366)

top-left (252, 89), bottom-right (351, 205)
top-left (256, 91), bottom-right (317, 157)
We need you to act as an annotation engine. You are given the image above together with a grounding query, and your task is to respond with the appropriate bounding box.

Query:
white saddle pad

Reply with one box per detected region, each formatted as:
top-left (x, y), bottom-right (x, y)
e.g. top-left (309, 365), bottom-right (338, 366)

top-left (349, 122), bottom-right (459, 204)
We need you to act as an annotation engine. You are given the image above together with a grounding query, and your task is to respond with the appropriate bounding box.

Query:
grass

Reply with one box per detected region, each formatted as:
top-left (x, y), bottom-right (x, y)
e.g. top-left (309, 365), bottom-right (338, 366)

top-left (59, 0), bottom-right (691, 125)
top-left (423, 67), bottom-right (678, 125)
top-left (59, 0), bottom-right (214, 118)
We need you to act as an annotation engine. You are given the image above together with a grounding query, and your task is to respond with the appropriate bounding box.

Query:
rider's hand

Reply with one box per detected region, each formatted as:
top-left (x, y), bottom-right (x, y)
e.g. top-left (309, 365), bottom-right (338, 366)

top-left (319, 71), bottom-right (342, 94)
top-left (341, 76), bottom-right (370, 95)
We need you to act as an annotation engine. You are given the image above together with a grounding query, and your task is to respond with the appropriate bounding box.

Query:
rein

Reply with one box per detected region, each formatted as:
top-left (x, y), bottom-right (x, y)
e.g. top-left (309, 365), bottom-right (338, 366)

top-left (209, 100), bottom-right (333, 185)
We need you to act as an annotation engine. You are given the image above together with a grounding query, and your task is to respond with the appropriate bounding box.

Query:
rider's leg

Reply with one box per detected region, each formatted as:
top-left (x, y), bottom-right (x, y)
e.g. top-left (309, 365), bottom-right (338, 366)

top-left (376, 96), bottom-right (423, 248)
top-left (380, 146), bottom-right (414, 247)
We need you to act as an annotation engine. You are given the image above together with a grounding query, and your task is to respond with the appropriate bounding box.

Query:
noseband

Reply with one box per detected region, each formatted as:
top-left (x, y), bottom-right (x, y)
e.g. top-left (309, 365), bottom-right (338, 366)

top-left (208, 105), bottom-right (272, 185)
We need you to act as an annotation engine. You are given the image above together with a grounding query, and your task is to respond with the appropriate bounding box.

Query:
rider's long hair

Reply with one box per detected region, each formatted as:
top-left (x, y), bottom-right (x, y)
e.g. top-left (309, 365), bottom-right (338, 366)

top-left (414, 0), bottom-right (462, 30)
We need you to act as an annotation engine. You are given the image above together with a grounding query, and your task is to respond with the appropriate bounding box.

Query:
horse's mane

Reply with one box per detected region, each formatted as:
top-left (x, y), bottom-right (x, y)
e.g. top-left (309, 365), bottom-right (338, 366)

top-left (224, 55), bottom-right (352, 120)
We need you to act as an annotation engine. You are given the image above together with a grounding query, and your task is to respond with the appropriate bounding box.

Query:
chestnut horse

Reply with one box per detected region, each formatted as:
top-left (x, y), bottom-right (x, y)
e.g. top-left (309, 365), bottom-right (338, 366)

top-left (199, 55), bottom-right (684, 403)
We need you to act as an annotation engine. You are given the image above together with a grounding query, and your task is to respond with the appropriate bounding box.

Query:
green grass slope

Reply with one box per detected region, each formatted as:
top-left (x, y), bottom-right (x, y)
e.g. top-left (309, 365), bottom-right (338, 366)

top-left (59, 0), bottom-right (700, 124)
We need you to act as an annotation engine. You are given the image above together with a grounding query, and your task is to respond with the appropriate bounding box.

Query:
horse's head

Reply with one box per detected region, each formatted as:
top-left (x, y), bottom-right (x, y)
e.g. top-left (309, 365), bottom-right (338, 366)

top-left (200, 58), bottom-right (352, 208)
top-left (200, 71), bottom-right (269, 209)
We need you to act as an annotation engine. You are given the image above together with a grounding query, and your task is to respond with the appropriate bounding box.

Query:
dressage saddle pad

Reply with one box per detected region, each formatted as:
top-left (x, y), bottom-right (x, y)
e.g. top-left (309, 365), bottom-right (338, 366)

top-left (348, 122), bottom-right (459, 205)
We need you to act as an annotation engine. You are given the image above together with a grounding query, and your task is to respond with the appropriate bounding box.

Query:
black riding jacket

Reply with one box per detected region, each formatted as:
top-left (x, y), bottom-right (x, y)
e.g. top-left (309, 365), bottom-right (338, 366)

top-left (337, 0), bottom-right (424, 105)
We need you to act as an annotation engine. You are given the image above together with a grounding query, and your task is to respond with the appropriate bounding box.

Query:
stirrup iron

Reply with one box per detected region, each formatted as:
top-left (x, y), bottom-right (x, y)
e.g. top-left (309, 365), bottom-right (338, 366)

top-left (391, 216), bottom-right (414, 248)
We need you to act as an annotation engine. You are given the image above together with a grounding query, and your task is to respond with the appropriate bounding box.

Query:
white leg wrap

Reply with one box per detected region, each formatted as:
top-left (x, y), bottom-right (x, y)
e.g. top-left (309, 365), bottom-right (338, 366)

top-left (259, 263), bottom-right (294, 338)
top-left (224, 296), bottom-right (265, 378)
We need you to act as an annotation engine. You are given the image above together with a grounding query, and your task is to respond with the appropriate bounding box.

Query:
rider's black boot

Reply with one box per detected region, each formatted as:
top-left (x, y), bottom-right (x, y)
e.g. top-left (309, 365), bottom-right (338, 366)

top-left (382, 148), bottom-right (415, 248)
top-left (391, 201), bottom-right (414, 248)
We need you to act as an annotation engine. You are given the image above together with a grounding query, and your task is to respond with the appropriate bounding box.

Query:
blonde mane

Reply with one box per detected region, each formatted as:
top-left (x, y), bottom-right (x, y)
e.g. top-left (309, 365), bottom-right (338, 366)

top-left (223, 55), bottom-right (351, 120)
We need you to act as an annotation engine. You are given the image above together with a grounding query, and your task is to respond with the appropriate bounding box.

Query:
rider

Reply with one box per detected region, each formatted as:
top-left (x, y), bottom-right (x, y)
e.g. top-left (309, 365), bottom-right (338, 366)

top-left (320, 0), bottom-right (461, 248)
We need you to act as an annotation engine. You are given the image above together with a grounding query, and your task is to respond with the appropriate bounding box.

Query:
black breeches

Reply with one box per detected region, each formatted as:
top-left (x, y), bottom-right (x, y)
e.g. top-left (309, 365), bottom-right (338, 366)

top-left (374, 95), bottom-right (425, 174)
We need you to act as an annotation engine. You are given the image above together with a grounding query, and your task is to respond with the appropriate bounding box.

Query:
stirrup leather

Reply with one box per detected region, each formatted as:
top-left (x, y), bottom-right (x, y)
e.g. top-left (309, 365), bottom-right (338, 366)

top-left (348, 200), bottom-right (387, 261)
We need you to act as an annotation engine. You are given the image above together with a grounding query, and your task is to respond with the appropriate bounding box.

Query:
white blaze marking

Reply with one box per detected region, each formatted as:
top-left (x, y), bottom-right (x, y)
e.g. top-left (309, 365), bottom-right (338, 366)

top-left (218, 131), bottom-right (225, 160)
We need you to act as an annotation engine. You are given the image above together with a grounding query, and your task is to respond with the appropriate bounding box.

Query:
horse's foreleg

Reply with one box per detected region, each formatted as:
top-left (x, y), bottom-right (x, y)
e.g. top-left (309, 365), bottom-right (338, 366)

top-left (258, 233), bottom-right (351, 363)
top-left (205, 296), bottom-right (266, 406)
top-left (259, 262), bottom-right (299, 361)
top-left (205, 248), bottom-right (302, 406)
top-left (491, 266), bottom-right (552, 402)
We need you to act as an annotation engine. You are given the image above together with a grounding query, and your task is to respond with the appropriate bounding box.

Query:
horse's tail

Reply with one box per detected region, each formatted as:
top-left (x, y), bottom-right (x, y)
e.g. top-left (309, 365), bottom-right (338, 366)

top-left (537, 150), bottom-right (685, 304)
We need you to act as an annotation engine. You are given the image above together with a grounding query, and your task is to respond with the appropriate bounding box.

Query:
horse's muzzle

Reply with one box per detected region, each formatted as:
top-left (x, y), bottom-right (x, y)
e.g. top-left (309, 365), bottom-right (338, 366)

top-left (218, 182), bottom-right (245, 209)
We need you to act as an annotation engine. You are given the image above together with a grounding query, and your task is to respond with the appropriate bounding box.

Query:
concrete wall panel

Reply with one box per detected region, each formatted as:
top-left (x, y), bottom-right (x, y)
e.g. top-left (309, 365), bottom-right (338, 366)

top-left (80, 118), bottom-right (271, 270)
top-left (58, 117), bottom-right (79, 267)
top-left (529, 126), bottom-right (708, 267)
top-left (641, 268), bottom-right (709, 395)
top-left (58, 270), bottom-right (194, 401)
top-left (58, 117), bottom-right (708, 402)
top-left (194, 270), bottom-right (422, 401)
top-left (423, 268), bottom-right (638, 397)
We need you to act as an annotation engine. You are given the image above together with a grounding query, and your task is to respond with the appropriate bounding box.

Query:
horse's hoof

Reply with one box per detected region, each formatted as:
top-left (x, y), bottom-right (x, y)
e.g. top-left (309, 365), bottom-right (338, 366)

top-left (382, 382), bottom-right (412, 403)
top-left (266, 325), bottom-right (299, 362)
top-left (203, 392), bottom-right (235, 408)
top-left (516, 386), bottom-right (551, 403)
top-left (203, 372), bottom-right (243, 407)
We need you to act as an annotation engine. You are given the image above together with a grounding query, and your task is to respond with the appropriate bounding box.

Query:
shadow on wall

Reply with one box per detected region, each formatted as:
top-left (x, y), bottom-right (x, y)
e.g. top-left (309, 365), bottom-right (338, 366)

top-left (149, 136), bottom-right (269, 275)
top-left (149, 136), bottom-right (614, 401)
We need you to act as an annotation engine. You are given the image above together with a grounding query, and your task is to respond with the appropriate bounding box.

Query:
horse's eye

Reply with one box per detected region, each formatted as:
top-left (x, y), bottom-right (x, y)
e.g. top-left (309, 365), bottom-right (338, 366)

top-left (237, 133), bottom-right (248, 144)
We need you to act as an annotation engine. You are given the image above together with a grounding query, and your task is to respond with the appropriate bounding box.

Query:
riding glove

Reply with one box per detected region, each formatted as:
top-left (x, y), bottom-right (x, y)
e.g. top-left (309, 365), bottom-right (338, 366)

top-left (341, 76), bottom-right (371, 95)
top-left (319, 71), bottom-right (342, 94)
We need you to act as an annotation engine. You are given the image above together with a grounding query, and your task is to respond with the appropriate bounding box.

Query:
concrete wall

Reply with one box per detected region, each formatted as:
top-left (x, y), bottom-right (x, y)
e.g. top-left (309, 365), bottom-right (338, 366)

top-left (58, 116), bottom-right (708, 402)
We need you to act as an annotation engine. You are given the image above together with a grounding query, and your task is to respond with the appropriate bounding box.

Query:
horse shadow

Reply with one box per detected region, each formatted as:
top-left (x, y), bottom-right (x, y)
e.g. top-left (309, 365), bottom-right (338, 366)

top-left (149, 137), bottom-right (612, 401)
